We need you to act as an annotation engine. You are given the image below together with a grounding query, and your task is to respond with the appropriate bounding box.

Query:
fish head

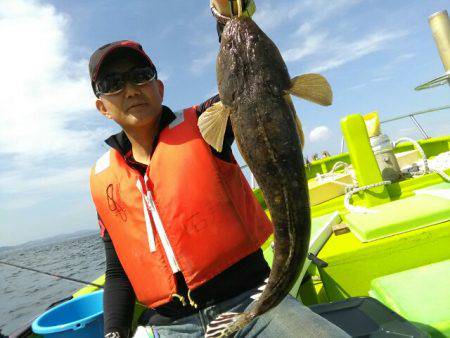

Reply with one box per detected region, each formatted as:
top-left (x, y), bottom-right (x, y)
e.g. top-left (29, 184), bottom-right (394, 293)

top-left (217, 17), bottom-right (291, 108)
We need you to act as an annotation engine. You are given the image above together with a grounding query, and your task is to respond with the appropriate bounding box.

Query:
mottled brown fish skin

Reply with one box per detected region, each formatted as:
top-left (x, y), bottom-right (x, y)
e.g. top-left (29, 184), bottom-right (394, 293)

top-left (217, 17), bottom-right (311, 333)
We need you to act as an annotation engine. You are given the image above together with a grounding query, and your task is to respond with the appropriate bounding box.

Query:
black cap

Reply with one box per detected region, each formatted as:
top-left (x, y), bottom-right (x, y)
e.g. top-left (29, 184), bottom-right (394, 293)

top-left (89, 40), bottom-right (156, 95)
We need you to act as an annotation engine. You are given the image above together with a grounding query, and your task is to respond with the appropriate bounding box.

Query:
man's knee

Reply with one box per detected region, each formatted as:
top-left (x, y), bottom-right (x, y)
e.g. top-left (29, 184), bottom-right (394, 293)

top-left (239, 296), bottom-right (350, 338)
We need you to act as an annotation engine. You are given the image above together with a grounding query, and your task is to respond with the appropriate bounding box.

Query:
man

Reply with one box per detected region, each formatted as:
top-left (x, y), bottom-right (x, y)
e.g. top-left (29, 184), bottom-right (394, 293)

top-left (89, 1), bottom-right (350, 337)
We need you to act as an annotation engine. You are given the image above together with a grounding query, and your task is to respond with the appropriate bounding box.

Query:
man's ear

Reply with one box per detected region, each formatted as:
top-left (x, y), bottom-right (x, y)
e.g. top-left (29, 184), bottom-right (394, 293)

top-left (96, 99), bottom-right (112, 119)
top-left (157, 79), bottom-right (164, 100)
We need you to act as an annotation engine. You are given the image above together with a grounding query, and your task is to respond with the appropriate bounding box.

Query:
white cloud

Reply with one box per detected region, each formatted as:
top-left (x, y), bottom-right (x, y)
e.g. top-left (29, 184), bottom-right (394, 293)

top-left (378, 53), bottom-right (414, 75)
top-left (309, 30), bottom-right (407, 73)
top-left (296, 0), bottom-right (362, 34)
top-left (346, 83), bottom-right (368, 91)
top-left (0, 0), bottom-right (98, 162)
top-left (158, 69), bottom-right (171, 82)
top-left (189, 50), bottom-right (217, 75)
top-left (253, 0), bottom-right (328, 31)
top-left (309, 126), bottom-right (332, 143)
top-left (295, 22), bottom-right (313, 36)
top-left (0, 166), bottom-right (90, 209)
top-left (253, 2), bottom-right (300, 31)
top-left (0, 0), bottom-right (108, 224)
top-left (283, 32), bottom-right (328, 62)
top-left (372, 76), bottom-right (392, 83)
top-left (281, 0), bottom-right (405, 74)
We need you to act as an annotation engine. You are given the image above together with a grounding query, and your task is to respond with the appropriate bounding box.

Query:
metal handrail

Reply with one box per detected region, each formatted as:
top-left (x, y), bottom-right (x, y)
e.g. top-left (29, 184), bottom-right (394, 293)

top-left (241, 105), bottom-right (450, 188)
top-left (339, 105), bottom-right (450, 153)
top-left (239, 164), bottom-right (256, 189)
top-left (380, 104), bottom-right (450, 122)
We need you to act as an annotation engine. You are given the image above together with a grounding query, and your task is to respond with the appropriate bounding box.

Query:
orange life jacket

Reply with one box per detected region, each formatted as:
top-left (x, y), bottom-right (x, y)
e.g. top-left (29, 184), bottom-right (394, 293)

top-left (90, 107), bottom-right (273, 308)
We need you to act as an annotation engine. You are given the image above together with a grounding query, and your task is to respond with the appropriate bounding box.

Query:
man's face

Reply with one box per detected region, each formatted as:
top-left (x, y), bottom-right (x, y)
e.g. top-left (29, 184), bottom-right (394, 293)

top-left (95, 56), bottom-right (164, 131)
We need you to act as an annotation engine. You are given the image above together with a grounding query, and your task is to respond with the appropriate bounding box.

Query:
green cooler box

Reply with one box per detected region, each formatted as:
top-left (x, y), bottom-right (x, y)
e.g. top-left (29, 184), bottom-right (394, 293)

top-left (370, 260), bottom-right (450, 337)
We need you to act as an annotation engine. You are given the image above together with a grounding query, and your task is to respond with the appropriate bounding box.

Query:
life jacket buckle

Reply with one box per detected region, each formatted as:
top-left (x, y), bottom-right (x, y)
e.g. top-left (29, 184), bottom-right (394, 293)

top-left (171, 293), bottom-right (187, 307)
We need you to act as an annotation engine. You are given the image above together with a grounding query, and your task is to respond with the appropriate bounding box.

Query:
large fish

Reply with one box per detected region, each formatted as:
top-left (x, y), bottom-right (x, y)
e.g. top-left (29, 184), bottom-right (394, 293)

top-left (198, 2), bottom-right (332, 337)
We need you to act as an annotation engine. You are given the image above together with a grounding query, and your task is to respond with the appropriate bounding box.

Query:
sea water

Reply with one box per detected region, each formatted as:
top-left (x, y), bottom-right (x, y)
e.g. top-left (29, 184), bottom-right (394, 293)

top-left (0, 234), bottom-right (105, 336)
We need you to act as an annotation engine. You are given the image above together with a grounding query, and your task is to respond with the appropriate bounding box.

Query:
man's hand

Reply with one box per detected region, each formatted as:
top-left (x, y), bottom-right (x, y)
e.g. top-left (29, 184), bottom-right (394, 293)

top-left (211, 0), bottom-right (236, 18)
top-left (211, 0), bottom-right (255, 19)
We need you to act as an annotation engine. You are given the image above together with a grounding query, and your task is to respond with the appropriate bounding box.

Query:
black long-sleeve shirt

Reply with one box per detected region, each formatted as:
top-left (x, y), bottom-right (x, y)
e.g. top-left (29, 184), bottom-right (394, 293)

top-left (99, 98), bottom-right (270, 337)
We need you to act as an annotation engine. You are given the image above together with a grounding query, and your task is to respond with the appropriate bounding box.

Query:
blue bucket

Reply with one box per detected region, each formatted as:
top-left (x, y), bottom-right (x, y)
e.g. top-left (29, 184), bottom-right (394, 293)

top-left (32, 290), bottom-right (104, 338)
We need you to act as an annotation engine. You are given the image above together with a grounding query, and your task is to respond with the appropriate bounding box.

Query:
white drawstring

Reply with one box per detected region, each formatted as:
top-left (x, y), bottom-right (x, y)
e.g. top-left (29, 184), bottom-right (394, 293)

top-left (138, 175), bottom-right (180, 273)
top-left (136, 179), bottom-right (156, 253)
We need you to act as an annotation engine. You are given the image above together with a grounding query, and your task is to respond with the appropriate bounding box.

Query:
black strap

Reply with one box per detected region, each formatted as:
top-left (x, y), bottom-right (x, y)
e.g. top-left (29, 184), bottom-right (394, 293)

top-left (308, 253), bottom-right (328, 268)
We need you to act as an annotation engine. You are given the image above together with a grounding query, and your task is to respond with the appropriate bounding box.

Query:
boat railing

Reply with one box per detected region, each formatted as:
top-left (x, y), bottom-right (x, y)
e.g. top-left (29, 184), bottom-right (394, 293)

top-left (239, 164), bottom-right (257, 189)
top-left (241, 105), bottom-right (450, 189)
top-left (339, 105), bottom-right (450, 153)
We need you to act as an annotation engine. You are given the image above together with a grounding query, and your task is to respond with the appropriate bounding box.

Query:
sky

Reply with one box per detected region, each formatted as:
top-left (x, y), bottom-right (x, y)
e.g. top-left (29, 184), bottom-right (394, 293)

top-left (0, 0), bottom-right (449, 246)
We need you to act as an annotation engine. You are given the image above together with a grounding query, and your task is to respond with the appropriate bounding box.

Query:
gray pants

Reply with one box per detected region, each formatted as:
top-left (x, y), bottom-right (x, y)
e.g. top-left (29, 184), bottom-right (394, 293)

top-left (134, 287), bottom-right (350, 337)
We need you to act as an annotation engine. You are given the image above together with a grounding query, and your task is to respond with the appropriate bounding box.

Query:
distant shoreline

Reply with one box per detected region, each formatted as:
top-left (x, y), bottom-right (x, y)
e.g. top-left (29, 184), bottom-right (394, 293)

top-left (0, 229), bottom-right (98, 252)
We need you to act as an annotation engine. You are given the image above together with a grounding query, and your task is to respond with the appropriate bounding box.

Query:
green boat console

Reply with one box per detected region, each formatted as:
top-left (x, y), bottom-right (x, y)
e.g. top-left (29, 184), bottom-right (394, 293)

top-left (298, 112), bottom-right (450, 337)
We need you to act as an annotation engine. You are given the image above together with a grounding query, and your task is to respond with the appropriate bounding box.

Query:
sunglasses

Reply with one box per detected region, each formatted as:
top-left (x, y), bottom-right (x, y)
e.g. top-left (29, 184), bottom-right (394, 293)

top-left (95, 67), bottom-right (157, 96)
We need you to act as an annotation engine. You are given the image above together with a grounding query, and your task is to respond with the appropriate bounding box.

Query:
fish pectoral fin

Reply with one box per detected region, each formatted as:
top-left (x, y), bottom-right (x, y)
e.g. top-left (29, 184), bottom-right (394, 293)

top-left (288, 74), bottom-right (333, 106)
top-left (205, 312), bottom-right (240, 338)
top-left (197, 101), bottom-right (231, 153)
top-left (284, 94), bottom-right (306, 148)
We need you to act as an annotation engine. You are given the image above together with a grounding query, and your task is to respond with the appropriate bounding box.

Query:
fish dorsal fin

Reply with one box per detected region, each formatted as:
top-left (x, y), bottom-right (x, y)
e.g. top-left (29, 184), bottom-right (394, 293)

top-left (284, 94), bottom-right (305, 148)
top-left (197, 101), bottom-right (231, 152)
top-left (288, 74), bottom-right (333, 106)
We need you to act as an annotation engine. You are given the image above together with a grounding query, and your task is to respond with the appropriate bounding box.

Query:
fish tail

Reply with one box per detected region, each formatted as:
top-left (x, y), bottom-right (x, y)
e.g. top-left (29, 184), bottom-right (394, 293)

top-left (205, 276), bottom-right (269, 336)
top-left (205, 312), bottom-right (252, 338)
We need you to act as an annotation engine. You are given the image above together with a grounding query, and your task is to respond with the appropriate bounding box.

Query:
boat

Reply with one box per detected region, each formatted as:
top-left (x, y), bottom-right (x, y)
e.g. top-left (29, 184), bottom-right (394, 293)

top-left (9, 9), bottom-right (450, 338)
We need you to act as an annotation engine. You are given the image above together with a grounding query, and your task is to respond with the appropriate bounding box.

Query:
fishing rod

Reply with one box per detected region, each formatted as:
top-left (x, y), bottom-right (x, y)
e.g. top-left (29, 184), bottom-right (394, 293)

top-left (0, 260), bottom-right (104, 288)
